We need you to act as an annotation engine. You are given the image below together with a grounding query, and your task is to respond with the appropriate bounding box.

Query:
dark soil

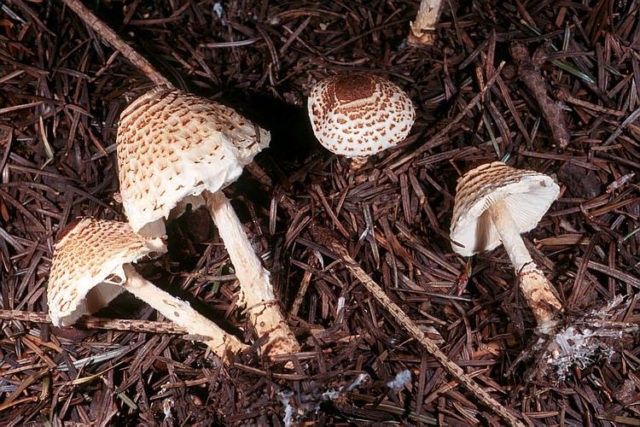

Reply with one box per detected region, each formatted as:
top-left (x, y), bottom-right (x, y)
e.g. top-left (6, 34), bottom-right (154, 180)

top-left (1, 1), bottom-right (639, 425)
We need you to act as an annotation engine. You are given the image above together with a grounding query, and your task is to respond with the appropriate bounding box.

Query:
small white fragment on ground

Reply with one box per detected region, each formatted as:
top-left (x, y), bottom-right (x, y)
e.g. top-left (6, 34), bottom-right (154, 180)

top-left (213, 2), bottom-right (227, 25)
top-left (321, 388), bottom-right (341, 400)
top-left (547, 321), bottom-right (622, 381)
top-left (547, 326), bottom-right (600, 381)
top-left (278, 390), bottom-right (296, 427)
top-left (336, 296), bottom-right (345, 316)
top-left (313, 249), bottom-right (324, 269)
top-left (346, 372), bottom-right (370, 391)
top-left (276, 372), bottom-right (371, 425)
top-left (387, 369), bottom-right (411, 390)
top-left (162, 398), bottom-right (174, 421)
top-left (213, 2), bottom-right (224, 18)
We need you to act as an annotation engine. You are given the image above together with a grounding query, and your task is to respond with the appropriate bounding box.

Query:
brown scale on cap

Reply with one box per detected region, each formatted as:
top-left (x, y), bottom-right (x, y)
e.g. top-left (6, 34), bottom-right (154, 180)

top-left (332, 74), bottom-right (376, 104)
top-left (48, 218), bottom-right (165, 326)
top-left (307, 73), bottom-right (415, 158)
top-left (117, 88), bottom-right (270, 233)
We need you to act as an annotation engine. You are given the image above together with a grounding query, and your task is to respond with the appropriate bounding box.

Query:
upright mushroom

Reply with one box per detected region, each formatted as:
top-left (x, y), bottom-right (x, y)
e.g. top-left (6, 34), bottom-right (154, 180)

top-left (48, 218), bottom-right (247, 359)
top-left (116, 88), bottom-right (299, 356)
top-left (450, 161), bottom-right (563, 332)
top-left (408, 0), bottom-right (445, 46)
top-left (307, 73), bottom-right (415, 170)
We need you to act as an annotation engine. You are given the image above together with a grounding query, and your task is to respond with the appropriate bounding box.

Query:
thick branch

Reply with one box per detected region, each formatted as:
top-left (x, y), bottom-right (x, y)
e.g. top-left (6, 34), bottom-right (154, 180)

top-left (0, 309), bottom-right (188, 334)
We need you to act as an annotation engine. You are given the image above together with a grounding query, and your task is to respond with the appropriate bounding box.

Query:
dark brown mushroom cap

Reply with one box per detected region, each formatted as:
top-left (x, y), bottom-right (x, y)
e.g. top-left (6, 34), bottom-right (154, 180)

top-left (116, 88), bottom-right (270, 233)
top-left (47, 218), bottom-right (166, 326)
top-left (450, 162), bottom-right (560, 256)
top-left (307, 73), bottom-right (415, 158)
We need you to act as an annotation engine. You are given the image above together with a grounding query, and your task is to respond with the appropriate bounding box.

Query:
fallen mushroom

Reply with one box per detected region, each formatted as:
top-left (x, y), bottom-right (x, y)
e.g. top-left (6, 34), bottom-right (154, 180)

top-left (408, 0), bottom-right (445, 46)
top-left (116, 88), bottom-right (299, 357)
top-left (47, 218), bottom-right (247, 359)
top-left (449, 161), bottom-right (563, 332)
top-left (307, 73), bottom-right (415, 170)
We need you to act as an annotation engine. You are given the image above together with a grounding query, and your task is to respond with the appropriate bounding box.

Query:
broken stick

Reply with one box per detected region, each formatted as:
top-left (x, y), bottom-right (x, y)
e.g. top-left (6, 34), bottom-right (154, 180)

top-left (62, 0), bottom-right (173, 87)
top-left (308, 226), bottom-right (525, 427)
top-left (0, 309), bottom-right (189, 335)
top-left (510, 43), bottom-right (570, 149)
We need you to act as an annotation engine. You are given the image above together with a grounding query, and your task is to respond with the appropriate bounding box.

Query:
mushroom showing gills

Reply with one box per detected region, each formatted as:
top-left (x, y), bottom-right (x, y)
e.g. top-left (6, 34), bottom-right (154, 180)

top-left (47, 218), bottom-right (247, 360)
top-left (450, 161), bottom-right (563, 332)
top-left (307, 73), bottom-right (415, 170)
top-left (117, 88), bottom-right (299, 357)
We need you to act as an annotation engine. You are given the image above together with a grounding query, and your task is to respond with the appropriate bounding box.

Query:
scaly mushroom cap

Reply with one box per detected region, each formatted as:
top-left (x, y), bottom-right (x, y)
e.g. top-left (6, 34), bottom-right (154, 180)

top-left (450, 161), bottom-right (560, 257)
top-left (117, 88), bottom-right (270, 233)
top-left (48, 218), bottom-right (166, 326)
top-left (307, 73), bottom-right (415, 158)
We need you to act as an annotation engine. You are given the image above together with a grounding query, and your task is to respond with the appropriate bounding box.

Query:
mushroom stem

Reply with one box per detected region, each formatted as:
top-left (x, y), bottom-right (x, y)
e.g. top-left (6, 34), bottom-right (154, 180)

top-left (518, 267), bottom-right (562, 332)
top-left (349, 156), bottom-right (369, 171)
top-left (488, 200), bottom-right (562, 328)
top-left (122, 265), bottom-right (247, 359)
top-left (204, 191), bottom-right (300, 357)
top-left (487, 200), bottom-right (533, 271)
top-left (408, 0), bottom-right (444, 46)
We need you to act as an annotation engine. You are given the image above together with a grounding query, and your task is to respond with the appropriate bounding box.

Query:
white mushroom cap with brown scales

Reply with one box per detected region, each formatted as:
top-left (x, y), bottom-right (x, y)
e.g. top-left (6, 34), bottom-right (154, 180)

top-left (450, 161), bottom-right (560, 258)
top-left (307, 73), bottom-right (415, 162)
top-left (47, 217), bottom-right (247, 358)
top-left (450, 161), bottom-right (563, 330)
top-left (117, 87), bottom-right (270, 237)
top-left (116, 88), bottom-right (300, 357)
top-left (48, 217), bottom-right (166, 327)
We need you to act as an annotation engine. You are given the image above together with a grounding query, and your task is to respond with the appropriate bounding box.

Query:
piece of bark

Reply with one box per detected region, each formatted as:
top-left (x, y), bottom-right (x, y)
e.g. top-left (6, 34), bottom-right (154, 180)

top-left (510, 43), bottom-right (571, 149)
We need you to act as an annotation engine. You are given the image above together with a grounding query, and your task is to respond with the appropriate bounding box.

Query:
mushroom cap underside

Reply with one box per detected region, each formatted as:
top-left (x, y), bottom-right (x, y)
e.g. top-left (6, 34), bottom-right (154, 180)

top-left (307, 73), bottom-right (415, 158)
top-left (117, 88), bottom-right (271, 233)
top-left (47, 218), bottom-right (166, 326)
top-left (450, 161), bottom-right (560, 257)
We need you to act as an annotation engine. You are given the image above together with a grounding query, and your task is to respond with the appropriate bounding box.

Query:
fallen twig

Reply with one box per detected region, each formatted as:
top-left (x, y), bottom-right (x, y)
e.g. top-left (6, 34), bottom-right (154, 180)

top-left (61, 0), bottom-right (173, 87)
top-left (0, 309), bottom-right (189, 334)
top-left (510, 43), bottom-right (570, 149)
top-left (308, 225), bottom-right (526, 427)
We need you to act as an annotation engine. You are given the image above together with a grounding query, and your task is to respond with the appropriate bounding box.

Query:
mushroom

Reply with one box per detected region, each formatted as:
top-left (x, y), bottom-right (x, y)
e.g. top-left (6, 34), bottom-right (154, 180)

top-left (450, 161), bottom-right (563, 332)
top-left (47, 217), bottom-right (247, 359)
top-left (307, 73), bottom-right (415, 170)
top-left (116, 88), bottom-right (299, 356)
top-left (408, 0), bottom-right (445, 46)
